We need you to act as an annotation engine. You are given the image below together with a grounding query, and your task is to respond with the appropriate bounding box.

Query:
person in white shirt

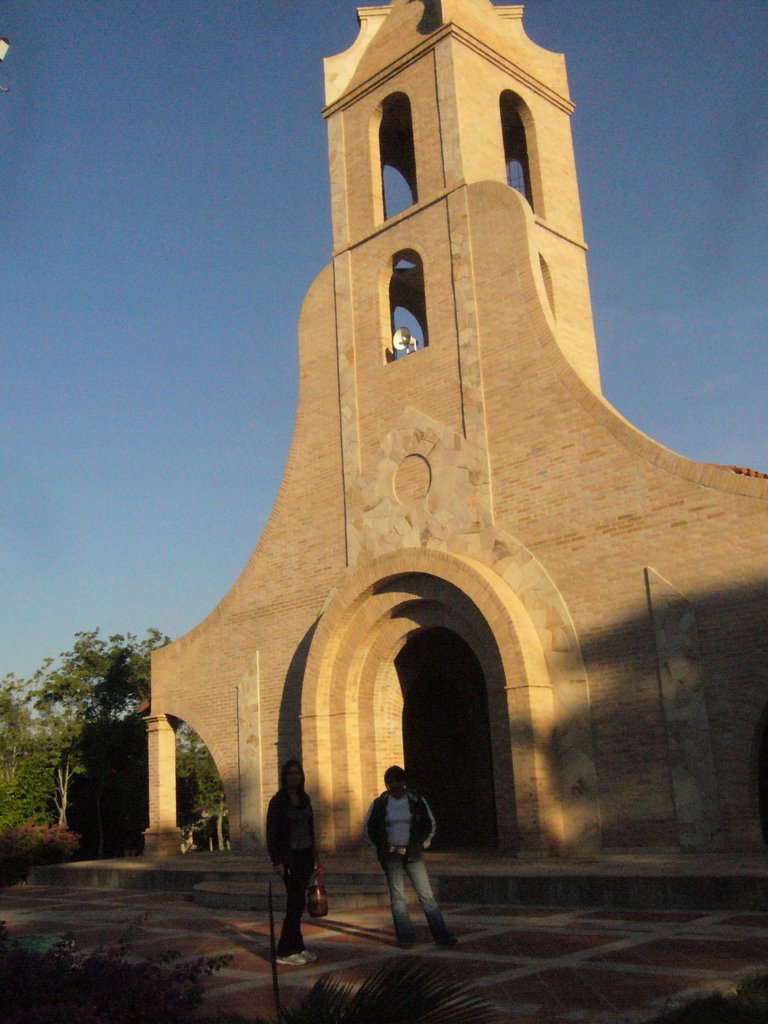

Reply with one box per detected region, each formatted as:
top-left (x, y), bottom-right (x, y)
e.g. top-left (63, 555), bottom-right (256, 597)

top-left (363, 765), bottom-right (456, 949)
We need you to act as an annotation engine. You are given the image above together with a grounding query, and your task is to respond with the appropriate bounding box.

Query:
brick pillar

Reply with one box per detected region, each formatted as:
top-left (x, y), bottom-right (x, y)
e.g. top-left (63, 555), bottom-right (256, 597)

top-left (143, 713), bottom-right (182, 856)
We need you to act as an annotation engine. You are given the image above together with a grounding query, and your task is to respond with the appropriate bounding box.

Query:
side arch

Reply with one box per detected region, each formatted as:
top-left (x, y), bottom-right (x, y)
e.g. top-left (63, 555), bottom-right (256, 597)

top-left (146, 702), bottom-right (241, 850)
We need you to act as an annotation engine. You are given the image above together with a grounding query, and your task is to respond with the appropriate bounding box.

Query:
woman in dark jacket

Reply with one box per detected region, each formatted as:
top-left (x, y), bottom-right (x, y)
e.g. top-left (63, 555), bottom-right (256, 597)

top-left (266, 759), bottom-right (318, 965)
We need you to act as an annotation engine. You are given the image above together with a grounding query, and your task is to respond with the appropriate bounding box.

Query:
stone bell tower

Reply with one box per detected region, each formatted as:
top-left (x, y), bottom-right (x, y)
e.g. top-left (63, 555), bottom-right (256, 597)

top-left (148, 0), bottom-right (768, 860)
top-left (324, 0), bottom-right (599, 516)
top-left (324, 0), bottom-right (599, 415)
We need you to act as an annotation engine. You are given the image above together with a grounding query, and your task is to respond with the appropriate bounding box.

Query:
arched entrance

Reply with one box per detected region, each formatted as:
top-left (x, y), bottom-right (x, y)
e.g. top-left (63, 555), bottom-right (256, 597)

top-left (396, 627), bottom-right (497, 847)
top-left (300, 546), bottom-right (602, 855)
top-left (300, 547), bottom-right (593, 854)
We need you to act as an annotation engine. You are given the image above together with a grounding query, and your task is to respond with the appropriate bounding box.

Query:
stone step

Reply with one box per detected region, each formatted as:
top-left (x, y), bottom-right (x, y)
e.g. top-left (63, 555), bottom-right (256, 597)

top-left (192, 880), bottom-right (389, 911)
top-left (28, 854), bottom-right (768, 911)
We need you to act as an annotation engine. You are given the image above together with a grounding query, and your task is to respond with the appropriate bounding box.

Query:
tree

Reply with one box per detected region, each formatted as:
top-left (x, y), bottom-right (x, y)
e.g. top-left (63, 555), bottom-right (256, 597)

top-left (28, 628), bottom-right (168, 857)
top-left (0, 677), bottom-right (52, 828)
top-left (20, 659), bottom-right (81, 827)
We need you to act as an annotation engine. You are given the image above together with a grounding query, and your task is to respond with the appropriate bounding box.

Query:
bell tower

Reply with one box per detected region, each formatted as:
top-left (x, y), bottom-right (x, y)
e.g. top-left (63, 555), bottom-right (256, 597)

top-left (322, 0), bottom-right (599, 564)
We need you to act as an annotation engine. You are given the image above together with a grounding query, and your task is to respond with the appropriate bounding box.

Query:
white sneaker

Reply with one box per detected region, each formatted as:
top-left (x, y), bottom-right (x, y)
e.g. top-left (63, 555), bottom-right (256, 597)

top-left (298, 949), bottom-right (318, 963)
top-left (275, 953), bottom-right (305, 966)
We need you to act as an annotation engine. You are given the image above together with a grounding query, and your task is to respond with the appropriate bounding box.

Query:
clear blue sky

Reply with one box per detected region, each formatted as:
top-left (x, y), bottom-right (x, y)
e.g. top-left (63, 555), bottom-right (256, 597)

top-left (2, 1), bottom-right (766, 681)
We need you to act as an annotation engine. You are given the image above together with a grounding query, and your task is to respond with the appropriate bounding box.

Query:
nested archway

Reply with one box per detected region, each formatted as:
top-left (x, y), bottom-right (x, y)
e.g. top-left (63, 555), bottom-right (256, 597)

top-left (301, 548), bottom-right (581, 855)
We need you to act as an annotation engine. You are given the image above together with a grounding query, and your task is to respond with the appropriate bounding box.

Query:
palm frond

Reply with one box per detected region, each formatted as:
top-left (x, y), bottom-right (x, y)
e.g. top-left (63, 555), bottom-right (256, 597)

top-left (250, 956), bottom-right (498, 1024)
top-left (335, 957), bottom-right (497, 1024)
top-left (280, 973), bottom-right (359, 1023)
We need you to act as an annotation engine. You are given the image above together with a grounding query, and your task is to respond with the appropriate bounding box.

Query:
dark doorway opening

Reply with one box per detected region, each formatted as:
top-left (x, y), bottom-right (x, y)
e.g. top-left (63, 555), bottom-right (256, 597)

top-left (759, 709), bottom-right (768, 846)
top-left (395, 627), bottom-right (498, 848)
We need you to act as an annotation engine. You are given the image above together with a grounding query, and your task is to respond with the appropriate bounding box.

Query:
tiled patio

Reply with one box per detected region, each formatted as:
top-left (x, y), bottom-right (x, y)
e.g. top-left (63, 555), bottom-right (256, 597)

top-left (3, 885), bottom-right (768, 1022)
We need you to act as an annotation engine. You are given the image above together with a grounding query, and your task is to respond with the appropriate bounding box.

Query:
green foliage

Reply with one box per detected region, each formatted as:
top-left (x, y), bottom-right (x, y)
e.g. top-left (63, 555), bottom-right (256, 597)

top-left (177, 723), bottom-right (222, 819)
top-left (251, 958), bottom-right (498, 1024)
top-left (73, 713), bottom-right (151, 855)
top-left (0, 678), bottom-right (54, 829)
top-left (0, 823), bottom-right (80, 887)
top-left (652, 973), bottom-right (768, 1022)
top-left (0, 757), bottom-right (52, 831)
top-left (30, 628), bottom-right (165, 722)
top-left (16, 628), bottom-right (168, 857)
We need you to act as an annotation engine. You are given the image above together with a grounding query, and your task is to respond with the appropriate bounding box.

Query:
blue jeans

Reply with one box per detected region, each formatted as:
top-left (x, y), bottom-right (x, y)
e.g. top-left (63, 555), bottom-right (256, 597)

top-left (383, 853), bottom-right (451, 944)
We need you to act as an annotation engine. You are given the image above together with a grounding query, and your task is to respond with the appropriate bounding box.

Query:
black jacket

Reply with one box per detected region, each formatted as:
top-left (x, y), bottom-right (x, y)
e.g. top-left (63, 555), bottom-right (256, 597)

top-left (265, 789), bottom-right (316, 868)
top-left (364, 791), bottom-right (436, 864)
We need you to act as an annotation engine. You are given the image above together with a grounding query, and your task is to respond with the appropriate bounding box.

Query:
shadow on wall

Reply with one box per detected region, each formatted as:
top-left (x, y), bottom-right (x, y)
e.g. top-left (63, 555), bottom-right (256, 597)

top-left (571, 578), bottom-right (768, 850)
top-left (277, 619), bottom-right (319, 776)
top-left (415, 0), bottom-right (442, 35)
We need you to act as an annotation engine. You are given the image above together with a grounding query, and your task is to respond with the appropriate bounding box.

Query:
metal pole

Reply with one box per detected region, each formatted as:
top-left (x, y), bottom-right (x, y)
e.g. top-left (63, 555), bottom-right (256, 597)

top-left (268, 882), bottom-right (283, 1022)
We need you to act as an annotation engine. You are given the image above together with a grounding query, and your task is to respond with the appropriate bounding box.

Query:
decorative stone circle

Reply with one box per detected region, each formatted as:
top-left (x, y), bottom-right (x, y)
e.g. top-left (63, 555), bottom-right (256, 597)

top-left (394, 453), bottom-right (431, 504)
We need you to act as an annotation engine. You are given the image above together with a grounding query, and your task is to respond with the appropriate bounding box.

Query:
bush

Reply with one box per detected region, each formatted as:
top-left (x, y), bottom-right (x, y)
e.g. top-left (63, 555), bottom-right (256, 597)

top-left (0, 823), bottom-right (80, 887)
top-left (652, 972), bottom-right (768, 1022)
top-left (0, 921), bottom-right (230, 1023)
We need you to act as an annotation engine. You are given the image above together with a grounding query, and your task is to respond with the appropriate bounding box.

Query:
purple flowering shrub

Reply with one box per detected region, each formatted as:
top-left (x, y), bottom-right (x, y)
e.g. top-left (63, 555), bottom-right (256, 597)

top-left (0, 823), bottom-right (81, 887)
top-left (0, 921), bottom-right (231, 1024)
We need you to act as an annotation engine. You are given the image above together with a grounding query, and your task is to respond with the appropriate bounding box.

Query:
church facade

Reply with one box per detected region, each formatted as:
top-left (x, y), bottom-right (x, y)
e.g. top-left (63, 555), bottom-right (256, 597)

top-left (146, 0), bottom-right (768, 858)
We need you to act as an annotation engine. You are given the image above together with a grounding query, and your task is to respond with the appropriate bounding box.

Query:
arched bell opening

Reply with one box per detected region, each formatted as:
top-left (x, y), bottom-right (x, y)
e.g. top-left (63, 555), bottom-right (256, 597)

top-left (385, 249), bottom-right (429, 361)
top-left (499, 89), bottom-right (538, 212)
top-left (379, 92), bottom-right (418, 220)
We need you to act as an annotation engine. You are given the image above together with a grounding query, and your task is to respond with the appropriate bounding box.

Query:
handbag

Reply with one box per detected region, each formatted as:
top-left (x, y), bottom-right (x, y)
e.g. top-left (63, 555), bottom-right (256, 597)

top-left (306, 864), bottom-right (328, 918)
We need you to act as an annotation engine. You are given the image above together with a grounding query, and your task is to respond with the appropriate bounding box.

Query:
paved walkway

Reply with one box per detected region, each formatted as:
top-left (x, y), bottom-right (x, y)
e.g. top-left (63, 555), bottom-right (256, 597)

top-left (3, 884), bottom-right (768, 1022)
